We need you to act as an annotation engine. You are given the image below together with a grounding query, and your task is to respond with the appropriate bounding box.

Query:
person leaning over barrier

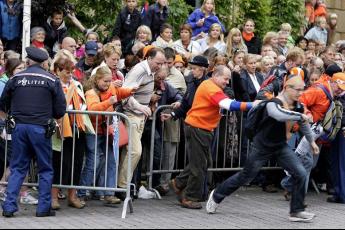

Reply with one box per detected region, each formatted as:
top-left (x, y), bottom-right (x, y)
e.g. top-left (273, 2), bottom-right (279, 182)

top-left (0, 47), bottom-right (66, 218)
top-left (161, 55), bottom-right (209, 122)
top-left (169, 65), bottom-right (259, 210)
top-left (206, 74), bottom-right (320, 223)
top-left (117, 47), bottom-right (166, 194)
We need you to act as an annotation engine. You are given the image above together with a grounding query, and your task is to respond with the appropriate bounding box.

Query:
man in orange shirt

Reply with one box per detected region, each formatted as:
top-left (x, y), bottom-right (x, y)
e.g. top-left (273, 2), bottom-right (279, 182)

top-left (170, 65), bottom-right (257, 209)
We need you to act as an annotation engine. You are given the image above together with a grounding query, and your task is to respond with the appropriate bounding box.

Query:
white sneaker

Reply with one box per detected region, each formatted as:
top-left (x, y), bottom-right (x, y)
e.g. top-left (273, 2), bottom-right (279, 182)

top-left (206, 190), bottom-right (219, 214)
top-left (20, 192), bottom-right (38, 205)
top-left (289, 211), bottom-right (316, 223)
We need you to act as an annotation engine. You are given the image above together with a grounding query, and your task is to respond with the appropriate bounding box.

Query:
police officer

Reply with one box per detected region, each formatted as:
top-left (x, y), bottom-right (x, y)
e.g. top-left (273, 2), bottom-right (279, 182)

top-left (0, 47), bottom-right (66, 218)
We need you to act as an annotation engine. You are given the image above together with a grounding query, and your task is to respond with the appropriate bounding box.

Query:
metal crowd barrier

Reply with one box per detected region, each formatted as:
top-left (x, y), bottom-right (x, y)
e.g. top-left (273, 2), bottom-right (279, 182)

top-left (0, 110), bottom-right (134, 219)
top-left (147, 106), bottom-right (282, 191)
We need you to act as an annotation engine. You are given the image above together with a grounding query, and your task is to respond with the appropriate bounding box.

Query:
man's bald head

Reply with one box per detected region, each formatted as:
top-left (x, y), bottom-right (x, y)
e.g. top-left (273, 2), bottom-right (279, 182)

top-left (212, 65), bottom-right (232, 89)
top-left (61, 37), bottom-right (77, 56)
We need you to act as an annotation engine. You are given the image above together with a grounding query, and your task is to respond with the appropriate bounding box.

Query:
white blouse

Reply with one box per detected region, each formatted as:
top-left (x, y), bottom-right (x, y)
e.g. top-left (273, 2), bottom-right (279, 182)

top-left (173, 39), bottom-right (202, 57)
top-left (198, 37), bottom-right (227, 55)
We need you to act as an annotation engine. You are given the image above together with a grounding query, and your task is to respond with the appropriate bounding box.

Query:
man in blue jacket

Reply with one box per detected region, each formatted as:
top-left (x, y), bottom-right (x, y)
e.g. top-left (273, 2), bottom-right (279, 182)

top-left (0, 0), bottom-right (22, 51)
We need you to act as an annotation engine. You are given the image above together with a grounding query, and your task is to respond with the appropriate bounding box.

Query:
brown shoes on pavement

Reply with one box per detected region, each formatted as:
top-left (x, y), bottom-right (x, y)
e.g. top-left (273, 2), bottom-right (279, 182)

top-left (181, 198), bottom-right (202, 209)
top-left (104, 196), bottom-right (121, 205)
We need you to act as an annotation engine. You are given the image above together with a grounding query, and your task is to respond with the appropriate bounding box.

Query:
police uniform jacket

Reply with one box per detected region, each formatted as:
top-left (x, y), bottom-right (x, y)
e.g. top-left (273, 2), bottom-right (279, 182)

top-left (0, 64), bottom-right (66, 126)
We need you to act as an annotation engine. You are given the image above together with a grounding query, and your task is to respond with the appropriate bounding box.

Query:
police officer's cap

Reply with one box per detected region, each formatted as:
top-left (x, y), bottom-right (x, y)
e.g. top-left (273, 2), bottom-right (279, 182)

top-left (26, 47), bottom-right (49, 63)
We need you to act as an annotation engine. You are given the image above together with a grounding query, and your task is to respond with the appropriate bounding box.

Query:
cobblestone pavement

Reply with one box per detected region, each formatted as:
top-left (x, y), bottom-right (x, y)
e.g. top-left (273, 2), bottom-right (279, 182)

top-left (1, 187), bottom-right (345, 229)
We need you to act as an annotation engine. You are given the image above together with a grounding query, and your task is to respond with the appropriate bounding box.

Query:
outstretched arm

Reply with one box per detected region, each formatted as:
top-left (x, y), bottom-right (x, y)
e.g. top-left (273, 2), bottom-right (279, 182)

top-left (211, 91), bottom-right (253, 112)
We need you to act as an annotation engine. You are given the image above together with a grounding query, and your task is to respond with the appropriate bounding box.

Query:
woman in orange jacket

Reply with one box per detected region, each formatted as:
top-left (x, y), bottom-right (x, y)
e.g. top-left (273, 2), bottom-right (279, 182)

top-left (79, 65), bottom-right (134, 205)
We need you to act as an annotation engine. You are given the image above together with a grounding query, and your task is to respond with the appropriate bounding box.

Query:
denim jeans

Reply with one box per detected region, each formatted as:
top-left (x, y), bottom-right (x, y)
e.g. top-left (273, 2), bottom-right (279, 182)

top-left (281, 150), bottom-right (315, 194)
top-left (78, 133), bottom-right (117, 197)
top-left (213, 144), bottom-right (307, 214)
top-left (331, 132), bottom-right (345, 202)
top-left (281, 126), bottom-right (323, 193)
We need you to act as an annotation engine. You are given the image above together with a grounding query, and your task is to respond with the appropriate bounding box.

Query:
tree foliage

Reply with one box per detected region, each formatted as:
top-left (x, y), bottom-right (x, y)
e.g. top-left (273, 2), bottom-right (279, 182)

top-left (270, 0), bottom-right (304, 38)
top-left (235, 0), bottom-right (271, 38)
top-left (66, 0), bottom-right (304, 41)
top-left (167, 0), bottom-right (193, 38)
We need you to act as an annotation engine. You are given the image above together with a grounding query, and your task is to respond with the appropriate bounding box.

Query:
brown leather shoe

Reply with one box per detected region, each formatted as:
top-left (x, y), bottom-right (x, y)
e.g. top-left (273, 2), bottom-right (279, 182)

top-left (169, 179), bottom-right (183, 196)
top-left (181, 199), bottom-right (202, 209)
top-left (51, 199), bottom-right (61, 210)
top-left (104, 196), bottom-right (121, 205)
top-left (68, 198), bottom-right (85, 209)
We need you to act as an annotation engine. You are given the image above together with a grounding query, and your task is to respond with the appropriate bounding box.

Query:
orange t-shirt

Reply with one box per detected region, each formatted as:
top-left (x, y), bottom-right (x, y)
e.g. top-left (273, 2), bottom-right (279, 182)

top-left (300, 74), bottom-right (331, 123)
top-left (185, 79), bottom-right (249, 131)
top-left (85, 84), bottom-right (133, 134)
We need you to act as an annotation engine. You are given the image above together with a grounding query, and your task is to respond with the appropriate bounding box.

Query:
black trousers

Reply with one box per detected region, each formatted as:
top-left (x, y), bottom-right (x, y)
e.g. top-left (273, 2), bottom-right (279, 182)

top-left (52, 134), bottom-right (85, 186)
top-left (175, 125), bottom-right (213, 201)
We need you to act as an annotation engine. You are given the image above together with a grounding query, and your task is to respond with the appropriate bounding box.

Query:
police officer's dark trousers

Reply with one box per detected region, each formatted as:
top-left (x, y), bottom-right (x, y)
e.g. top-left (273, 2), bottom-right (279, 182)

top-left (2, 124), bottom-right (53, 214)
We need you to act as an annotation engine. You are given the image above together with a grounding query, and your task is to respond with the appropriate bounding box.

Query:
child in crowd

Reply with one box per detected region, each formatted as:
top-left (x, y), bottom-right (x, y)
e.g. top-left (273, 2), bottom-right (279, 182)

top-left (111, 0), bottom-right (141, 53)
top-left (280, 23), bottom-right (295, 48)
top-left (43, 8), bottom-right (68, 57)
top-left (226, 28), bottom-right (248, 58)
top-left (187, 0), bottom-right (225, 39)
top-left (305, 16), bottom-right (328, 46)
top-left (143, 0), bottom-right (169, 40)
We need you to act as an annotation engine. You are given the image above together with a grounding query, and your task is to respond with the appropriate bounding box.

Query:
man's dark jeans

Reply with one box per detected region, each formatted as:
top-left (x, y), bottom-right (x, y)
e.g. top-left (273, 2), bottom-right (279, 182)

top-left (213, 144), bottom-right (307, 214)
top-left (175, 125), bottom-right (213, 201)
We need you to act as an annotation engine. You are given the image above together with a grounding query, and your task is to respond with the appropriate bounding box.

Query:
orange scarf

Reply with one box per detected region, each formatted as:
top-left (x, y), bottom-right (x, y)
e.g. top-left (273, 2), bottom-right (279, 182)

top-left (242, 31), bottom-right (254, 42)
top-left (62, 81), bottom-right (85, 137)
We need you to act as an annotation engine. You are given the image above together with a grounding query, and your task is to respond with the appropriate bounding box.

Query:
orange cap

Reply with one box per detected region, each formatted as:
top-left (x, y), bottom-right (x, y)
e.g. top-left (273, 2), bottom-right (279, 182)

top-left (332, 72), bottom-right (345, 91)
top-left (143, 45), bottom-right (155, 59)
top-left (290, 67), bottom-right (305, 81)
top-left (174, 55), bottom-right (185, 65)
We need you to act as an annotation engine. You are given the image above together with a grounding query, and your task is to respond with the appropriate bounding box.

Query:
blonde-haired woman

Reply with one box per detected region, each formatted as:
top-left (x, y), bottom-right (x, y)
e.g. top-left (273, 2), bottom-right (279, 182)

top-left (187, 0), bottom-right (225, 39)
top-left (198, 23), bottom-right (226, 55)
top-left (79, 65), bottom-right (135, 205)
top-left (226, 28), bottom-right (248, 58)
top-left (260, 56), bottom-right (275, 79)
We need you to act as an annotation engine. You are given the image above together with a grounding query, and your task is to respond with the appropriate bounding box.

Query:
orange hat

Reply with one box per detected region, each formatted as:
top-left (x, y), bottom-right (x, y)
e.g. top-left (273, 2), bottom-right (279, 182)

top-left (143, 45), bottom-right (155, 59)
top-left (290, 67), bottom-right (305, 81)
top-left (174, 55), bottom-right (185, 65)
top-left (332, 73), bottom-right (345, 91)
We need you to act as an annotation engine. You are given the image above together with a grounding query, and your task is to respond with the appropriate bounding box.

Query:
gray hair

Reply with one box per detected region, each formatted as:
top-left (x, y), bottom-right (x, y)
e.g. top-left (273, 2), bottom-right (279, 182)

top-left (30, 27), bottom-right (46, 41)
top-left (212, 65), bottom-right (231, 78)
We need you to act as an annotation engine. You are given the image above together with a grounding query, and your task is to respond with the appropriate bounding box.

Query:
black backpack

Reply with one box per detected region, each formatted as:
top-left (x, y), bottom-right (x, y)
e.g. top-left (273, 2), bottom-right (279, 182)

top-left (245, 100), bottom-right (272, 141)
